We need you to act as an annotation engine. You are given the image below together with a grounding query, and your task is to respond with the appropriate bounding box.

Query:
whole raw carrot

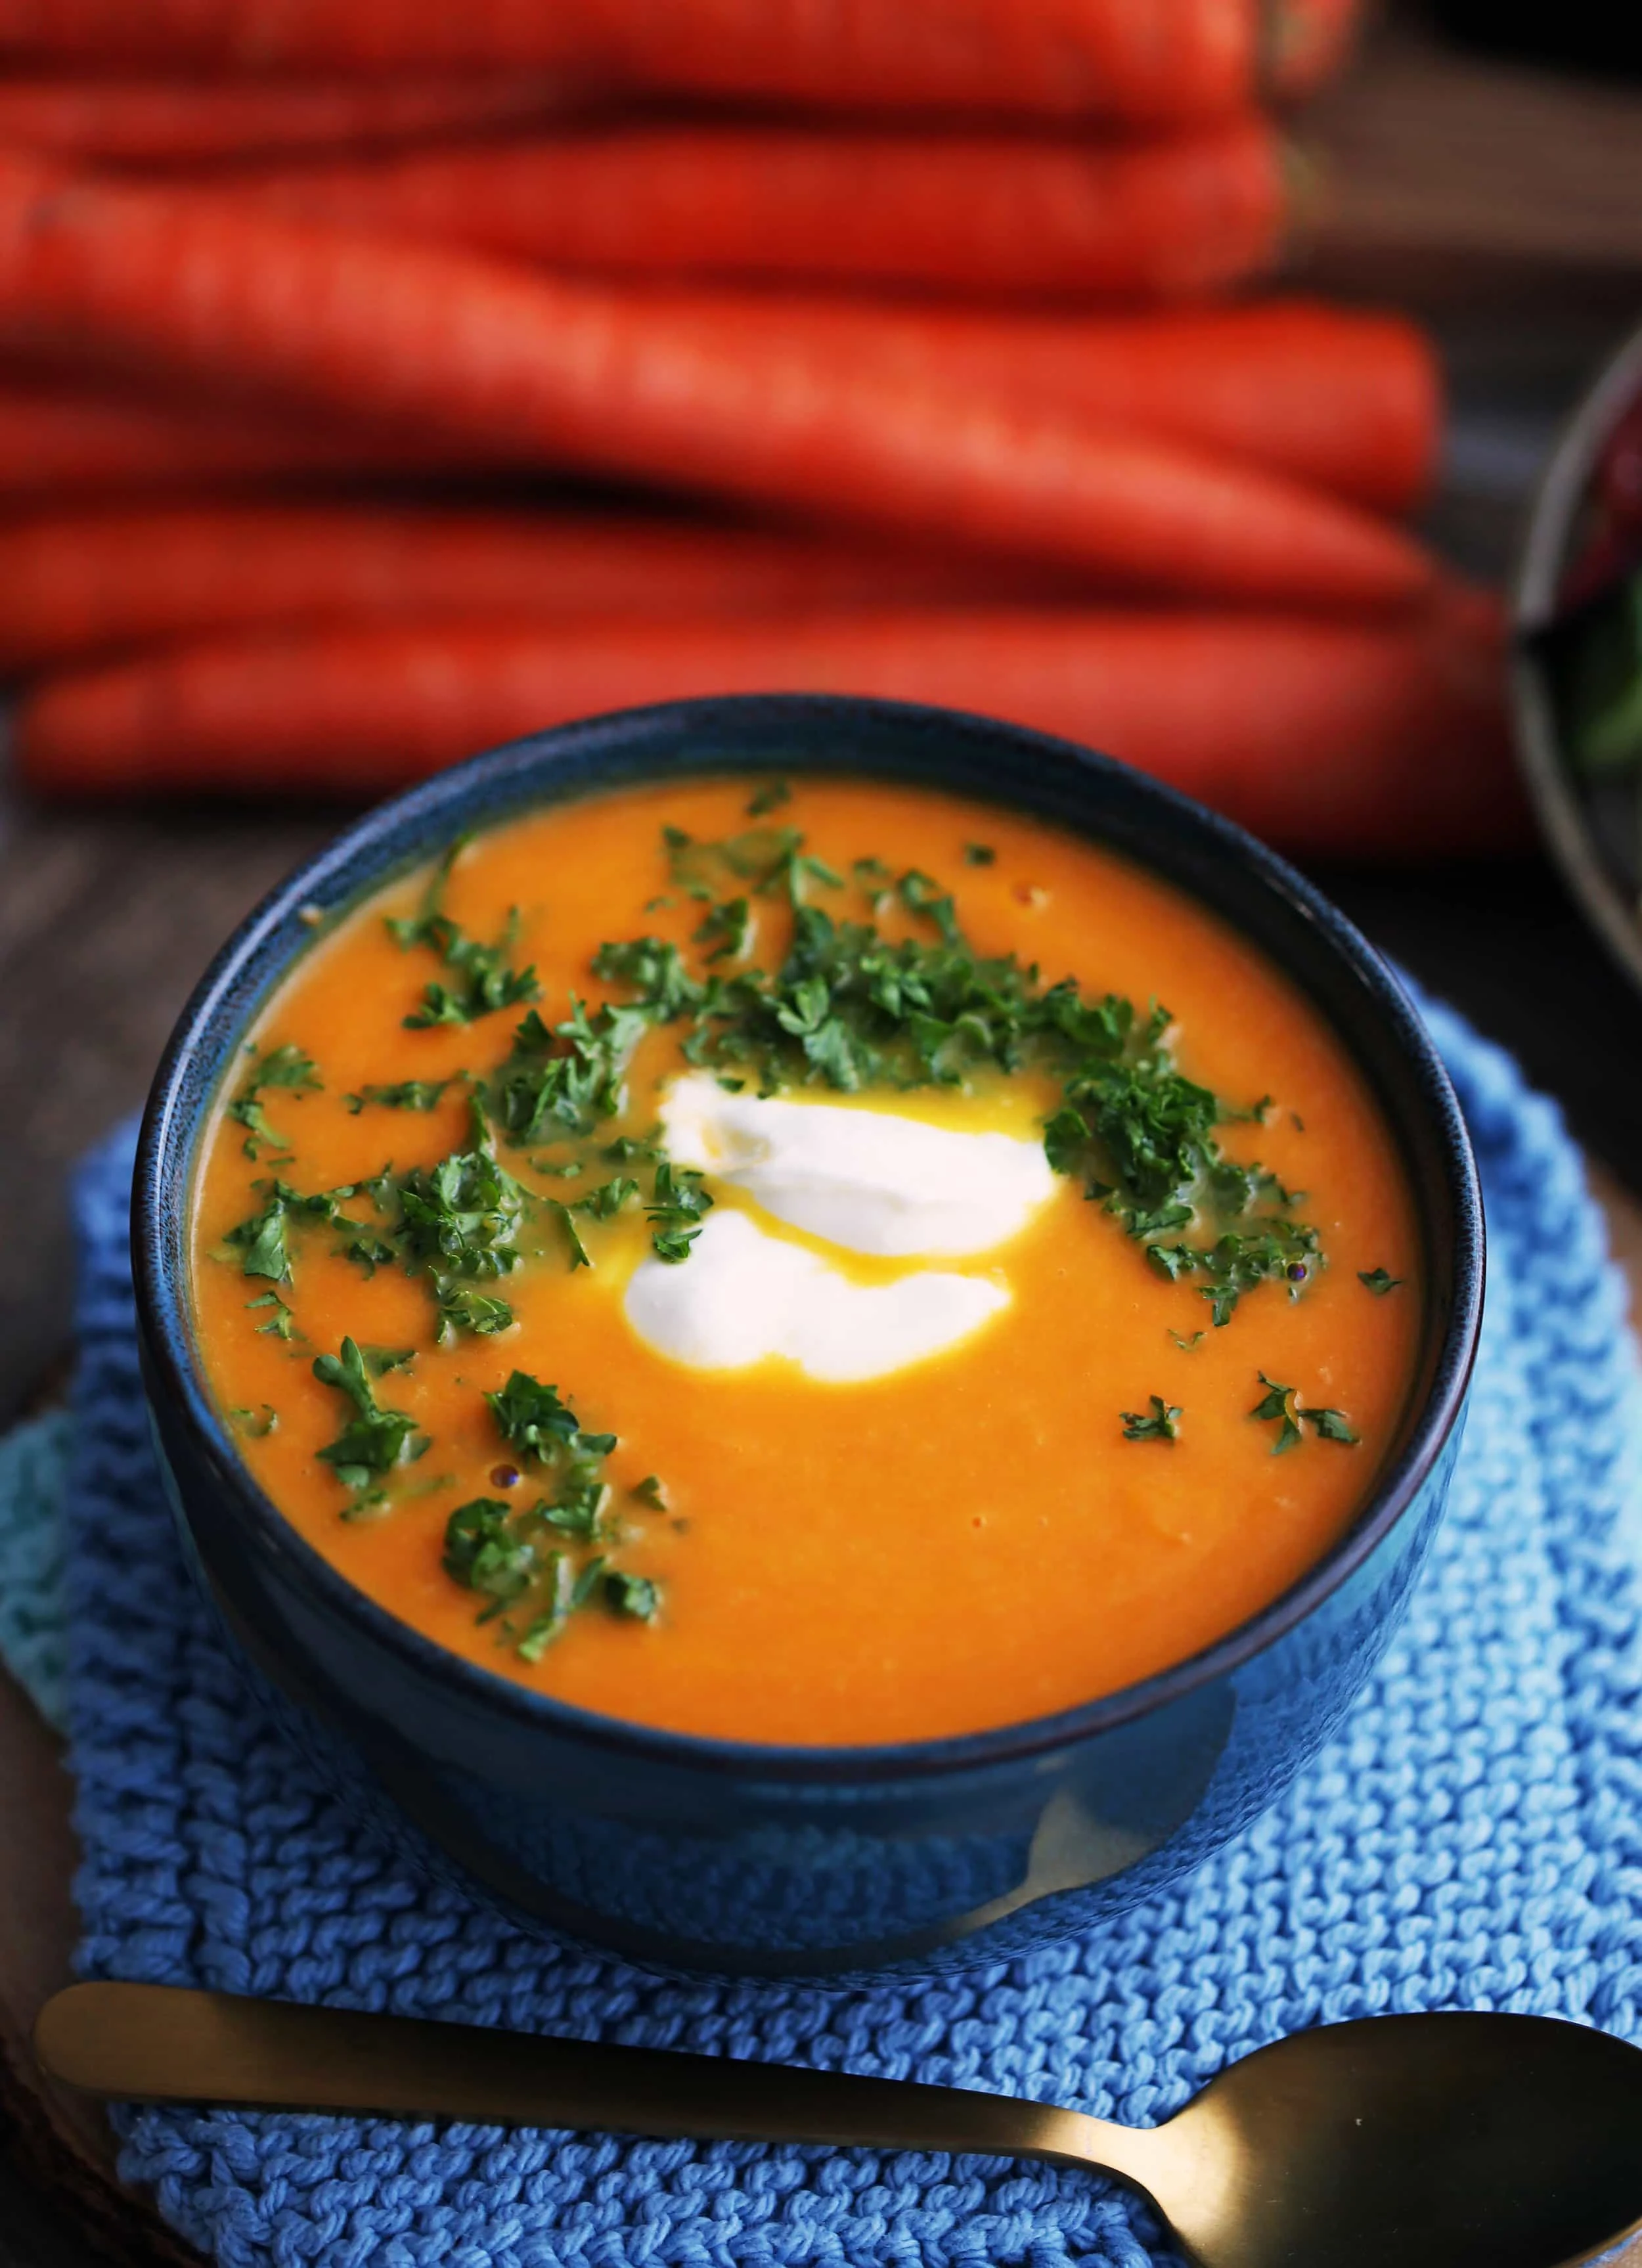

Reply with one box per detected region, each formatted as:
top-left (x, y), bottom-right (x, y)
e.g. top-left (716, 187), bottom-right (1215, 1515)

top-left (602, 291), bottom-right (1441, 512)
top-left (0, 74), bottom-right (585, 167)
top-left (0, 149), bottom-right (1434, 610)
top-left (0, 502), bottom-right (1090, 667)
top-left (234, 118), bottom-right (1286, 300)
top-left (0, 294), bottom-right (1441, 513)
top-left (0, 0), bottom-right (1266, 123)
top-left (16, 592), bottom-right (1526, 859)
top-left (0, 370), bottom-right (512, 493)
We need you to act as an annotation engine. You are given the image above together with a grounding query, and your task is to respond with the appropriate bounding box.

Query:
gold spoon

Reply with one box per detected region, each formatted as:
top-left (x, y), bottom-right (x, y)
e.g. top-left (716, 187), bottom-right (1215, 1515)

top-left (35, 1982), bottom-right (1642, 2268)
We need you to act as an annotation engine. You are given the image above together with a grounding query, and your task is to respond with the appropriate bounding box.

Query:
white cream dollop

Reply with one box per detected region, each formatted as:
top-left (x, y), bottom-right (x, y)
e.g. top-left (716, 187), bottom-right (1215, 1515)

top-left (619, 1078), bottom-right (1059, 1384)
top-left (623, 1210), bottom-right (1010, 1385)
top-left (655, 1073), bottom-right (1055, 1258)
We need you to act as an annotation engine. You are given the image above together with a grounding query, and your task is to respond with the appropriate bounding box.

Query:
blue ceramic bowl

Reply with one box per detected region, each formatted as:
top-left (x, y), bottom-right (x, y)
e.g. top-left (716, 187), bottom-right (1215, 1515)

top-left (134, 694), bottom-right (1482, 1981)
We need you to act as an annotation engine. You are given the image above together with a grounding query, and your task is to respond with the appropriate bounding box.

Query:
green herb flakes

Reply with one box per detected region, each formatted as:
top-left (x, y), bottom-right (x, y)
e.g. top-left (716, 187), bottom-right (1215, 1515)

top-left (1249, 1372), bottom-right (1358, 1454)
top-left (963, 843), bottom-right (996, 866)
top-left (605, 1570), bottom-right (662, 1621)
top-left (361, 1345), bottom-right (415, 1377)
top-left (694, 896), bottom-right (753, 962)
top-left (646, 1158), bottom-right (712, 1263)
top-left (345, 1078), bottom-right (454, 1114)
top-left (313, 1337), bottom-right (423, 1495)
top-left (575, 1175), bottom-right (639, 1221)
top-left (448, 1372), bottom-right (664, 1661)
top-left (1358, 1267), bottom-right (1403, 1295)
top-left (1306, 1406), bottom-right (1360, 1444)
top-left (227, 1041), bottom-right (321, 1160)
top-left (549, 1198), bottom-right (592, 1272)
top-left (1121, 1396), bottom-right (1182, 1443)
top-left (746, 779), bottom-right (793, 817)
top-left (389, 839), bottom-right (540, 1027)
top-left (229, 1403), bottom-right (278, 1438)
top-left (246, 1287), bottom-right (299, 1341)
top-left (486, 1369), bottom-right (614, 1466)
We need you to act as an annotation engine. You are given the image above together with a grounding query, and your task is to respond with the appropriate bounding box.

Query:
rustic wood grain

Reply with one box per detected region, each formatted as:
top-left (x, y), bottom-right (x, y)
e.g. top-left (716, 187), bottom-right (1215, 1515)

top-left (0, 795), bottom-right (332, 1427)
top-left (1308, 18), bottom-right (1642, 282)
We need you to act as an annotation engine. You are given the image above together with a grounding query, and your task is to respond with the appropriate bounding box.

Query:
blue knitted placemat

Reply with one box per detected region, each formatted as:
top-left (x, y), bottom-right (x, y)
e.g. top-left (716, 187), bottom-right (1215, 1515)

top-left (26, 992), bottom-right (1642, 2268)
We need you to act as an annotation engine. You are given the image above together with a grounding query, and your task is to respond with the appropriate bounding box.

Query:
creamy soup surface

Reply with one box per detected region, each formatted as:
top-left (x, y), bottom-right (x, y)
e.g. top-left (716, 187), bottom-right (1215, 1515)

top-left (191, 776), bottom-right (1422, 1745)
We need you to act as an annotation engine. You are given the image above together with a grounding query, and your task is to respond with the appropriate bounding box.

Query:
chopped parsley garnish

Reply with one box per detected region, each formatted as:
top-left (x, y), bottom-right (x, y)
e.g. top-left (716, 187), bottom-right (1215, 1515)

top-left (486, 1369), bottom-right (616, 1467)
top-left (1249, 1373), bottom-right (1358, 1454)
top-left (388, 838), bottom-right (540, 1027)
top-left (662, 822), bottom-right (841, 909)
top-left (386, 1110), bottom-right (530, 1338)
top-left (1251, 1372), bottom-right (1304, 1455)
top-left (246, 1287), bottom-right (299, 1341)
top-left (437, 1287), bottom-right (516, 1337)
top-left (549, 1197), bottom-right (592, 1272)
top-left (646, 1158), bottom-right (713, 1263)
top-left (604, 1570), bottom-right (661, 1620)
top-left (229, 1403), bottom-right (278, 1438)
top-left (1358, 1266), bottom-right (1403, 1295)
top-left (444, 1497), bottom-right (535, 1605)
top-left (225, 1176), bottom-right (362, 1282)
top-left (1169, 1329), bottom-right (1206, 1351)
top-left (631, 1474), bottom-right (669, 1510)
top-left (745, 778), bottom-right (792, 816)
top-left (491, 998), bottom-right (643, 1144)
top-left (963, 843), bottom-right (996, 866)
top-left (229, 1101), bottom-right (531, 1336)
top-left (575, 1174), bottom-right (638, 1221)
top-left (361, 1345), bottom-right (415, 1377)
top-left (1121, 1396), bottom-right (1181, 1443)
top-left (227, 1042), bottom-right (321, 1160)
top-left (312, 1336), bottom-right (424, 1495)
top-left (344, 1078), bottom-right (455, 1114)
top-left (441, 1371), bottom-right (662, 1658)
top-left (694, 896), bottom-right (753, 962)
top-left (1308, 1406), bottom-right (1361, 1442)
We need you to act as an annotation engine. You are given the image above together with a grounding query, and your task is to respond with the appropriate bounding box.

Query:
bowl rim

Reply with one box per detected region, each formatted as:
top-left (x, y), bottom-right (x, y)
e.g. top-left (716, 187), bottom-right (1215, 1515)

top-left (134, 691), bottom-right (1484, 1788)
top-left (1513, 319), bottom-right (1642, 1002)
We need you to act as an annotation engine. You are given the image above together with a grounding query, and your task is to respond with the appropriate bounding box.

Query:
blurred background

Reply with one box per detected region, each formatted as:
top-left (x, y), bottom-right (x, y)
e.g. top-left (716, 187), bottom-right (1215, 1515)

top-left (1, 0), bottom-right (1641, 1432)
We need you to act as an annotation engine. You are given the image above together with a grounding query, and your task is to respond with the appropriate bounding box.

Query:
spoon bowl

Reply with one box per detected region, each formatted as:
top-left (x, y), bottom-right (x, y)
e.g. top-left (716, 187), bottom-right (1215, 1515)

top-left (1147, 2012), bottom-right (1642, 2268)
top-left (37, 1984), bottom-right (1642, 2268)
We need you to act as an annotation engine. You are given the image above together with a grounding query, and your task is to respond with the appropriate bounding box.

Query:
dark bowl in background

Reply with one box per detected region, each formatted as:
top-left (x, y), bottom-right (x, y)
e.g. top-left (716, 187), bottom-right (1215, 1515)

top-left (132, 693), bottom-right (1483, 1981)
top-left (1514, 322), bottom-right (1642, 1001)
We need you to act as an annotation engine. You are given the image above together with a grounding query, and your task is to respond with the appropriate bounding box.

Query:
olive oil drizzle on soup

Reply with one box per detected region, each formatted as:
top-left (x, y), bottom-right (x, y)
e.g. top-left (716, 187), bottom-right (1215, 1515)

top-left (191, 777), bottom-right (1421, 1746)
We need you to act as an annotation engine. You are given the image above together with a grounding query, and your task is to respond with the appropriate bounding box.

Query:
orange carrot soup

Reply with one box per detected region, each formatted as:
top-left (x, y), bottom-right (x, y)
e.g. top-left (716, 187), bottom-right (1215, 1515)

top-left (190, 775), bottom-right (1422, 1745)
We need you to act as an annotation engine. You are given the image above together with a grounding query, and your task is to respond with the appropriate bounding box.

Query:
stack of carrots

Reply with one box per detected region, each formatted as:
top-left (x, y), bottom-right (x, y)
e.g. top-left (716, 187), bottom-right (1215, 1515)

top-left (0, 0), bottom-right (1526, 855)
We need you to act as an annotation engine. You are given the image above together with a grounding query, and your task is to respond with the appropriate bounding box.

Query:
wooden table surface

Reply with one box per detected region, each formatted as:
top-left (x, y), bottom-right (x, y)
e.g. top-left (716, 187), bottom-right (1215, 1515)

top-left (3, 12), bottom-right (1642, 2263)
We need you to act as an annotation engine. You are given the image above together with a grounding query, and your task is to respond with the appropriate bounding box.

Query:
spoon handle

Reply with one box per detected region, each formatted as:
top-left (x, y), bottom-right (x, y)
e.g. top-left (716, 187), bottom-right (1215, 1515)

top-left (37, 1982), bottom-right (1127, 2175)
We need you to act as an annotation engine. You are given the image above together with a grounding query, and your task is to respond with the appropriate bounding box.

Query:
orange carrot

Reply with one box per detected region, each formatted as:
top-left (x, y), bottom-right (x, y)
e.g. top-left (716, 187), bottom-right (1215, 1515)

top-left (16, 591), bottom-right (1526, 859)
top-left (0, 0), bottom-right (1266, 123)
top-left (0, 148), bottom-right (1434, 610)
top-left (0, 292), bottom-right (1442, 512)
top-left (0, 370), bottom-right (508, 494)
top-left (0, 74), bottom-right (586, 167)
top-left (233, 118), bottom-right (1286, 300)
top-left (0, 502), bottom-right (1092, 667)
top-left (602, 291), bottom-right (1441, 513)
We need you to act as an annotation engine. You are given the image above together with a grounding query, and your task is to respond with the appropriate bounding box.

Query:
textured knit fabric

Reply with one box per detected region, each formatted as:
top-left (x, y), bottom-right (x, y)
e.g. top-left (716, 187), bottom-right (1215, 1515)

top-left (37, 994), bottom-right (1642, 2268)
top-left (0, 1406), bottom-right (71, 1732)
